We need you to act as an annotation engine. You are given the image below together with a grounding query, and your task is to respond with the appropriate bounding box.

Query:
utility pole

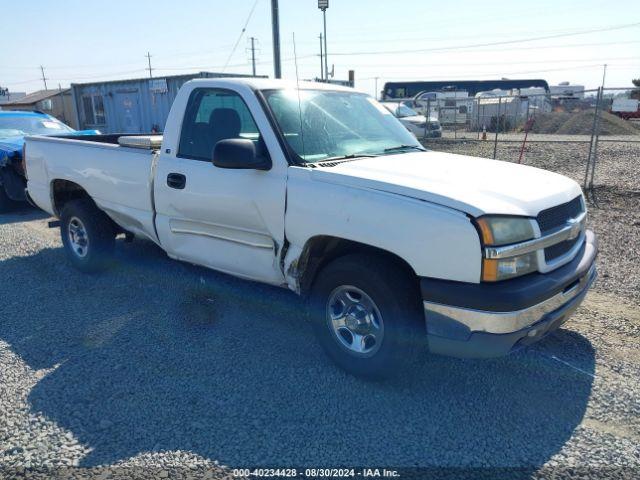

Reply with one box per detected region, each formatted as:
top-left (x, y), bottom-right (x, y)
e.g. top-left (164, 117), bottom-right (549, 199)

top-left (249, 37), bottom-right (257, 76)
top-left (318, 33), bottom-right (324, 80)
top-left (318, 1), bottom-right (329, 79)
top-left (58, 83), bottom-right (67, 123)
top-left (40, 65), bottom-right (48, 90)
top-left (374, 77), bottom-right (379, 99)
top-left (146, 52), bottom-right (153, 78)
top-left (271, 0), bottom-right (281, 78)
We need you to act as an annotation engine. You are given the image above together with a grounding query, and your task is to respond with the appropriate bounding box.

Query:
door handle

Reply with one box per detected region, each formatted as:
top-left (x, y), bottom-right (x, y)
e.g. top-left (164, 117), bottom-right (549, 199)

top-left (167, 173), bottom-right (186, 190)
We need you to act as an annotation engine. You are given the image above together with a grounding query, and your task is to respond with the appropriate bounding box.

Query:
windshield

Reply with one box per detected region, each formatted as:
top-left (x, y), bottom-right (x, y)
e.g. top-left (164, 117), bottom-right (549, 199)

top-left (262, 89), bottom-right (422, 163)
top-left (396, 104), bottom-right (418, 118)
top-left (0, 115), bottom-right (74, 139)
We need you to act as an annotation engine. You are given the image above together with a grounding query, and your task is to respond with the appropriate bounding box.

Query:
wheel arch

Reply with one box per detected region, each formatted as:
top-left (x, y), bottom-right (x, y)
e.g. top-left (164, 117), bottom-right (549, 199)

top-left (50, 179), bottom-right (91, 216)
top-left (291, 235), bottom-right (419, 297)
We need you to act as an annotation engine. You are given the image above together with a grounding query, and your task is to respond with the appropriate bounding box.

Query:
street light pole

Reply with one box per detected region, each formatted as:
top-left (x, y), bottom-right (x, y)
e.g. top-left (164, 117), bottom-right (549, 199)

top-left (271, 0), bottom-right (282, 79)
top-left (318, 33), bottom-right (324, 81)
top-left (250, 37), bottom-right (257, 76)
top-left (318, 0), bottom-right (329, 80)
top-left (323, 10), bottom-right (328, 79)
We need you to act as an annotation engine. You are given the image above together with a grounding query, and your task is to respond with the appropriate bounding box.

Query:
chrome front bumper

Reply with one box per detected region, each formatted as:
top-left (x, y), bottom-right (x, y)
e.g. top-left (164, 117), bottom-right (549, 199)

top-left (424, 264), bottom-right (596, 336)
top-left (421, 230), bottom-right (598, 358)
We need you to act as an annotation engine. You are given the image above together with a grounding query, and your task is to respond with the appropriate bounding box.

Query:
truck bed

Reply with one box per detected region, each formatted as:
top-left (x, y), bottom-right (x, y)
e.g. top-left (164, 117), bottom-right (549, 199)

top-left (25, 134), bottom-right (161, 243)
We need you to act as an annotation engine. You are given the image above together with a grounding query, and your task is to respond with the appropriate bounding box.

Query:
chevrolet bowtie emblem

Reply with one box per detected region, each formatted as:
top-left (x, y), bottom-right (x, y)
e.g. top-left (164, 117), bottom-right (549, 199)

top-left (567, 218), bottom-right (581, 240)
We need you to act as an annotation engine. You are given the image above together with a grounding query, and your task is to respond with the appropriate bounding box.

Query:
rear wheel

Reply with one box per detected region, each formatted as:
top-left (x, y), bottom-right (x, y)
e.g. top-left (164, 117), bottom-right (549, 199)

top-left (60, 199), bottom-right (115, 272)
top-left (309, 253), bottom-right (423, 379)
top-left (0, 185), bottom-right (16, 213)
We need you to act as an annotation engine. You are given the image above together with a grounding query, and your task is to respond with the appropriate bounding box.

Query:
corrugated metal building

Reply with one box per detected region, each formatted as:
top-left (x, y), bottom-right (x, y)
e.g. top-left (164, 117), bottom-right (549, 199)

top-left (71, 72), bottom-right (262, 134)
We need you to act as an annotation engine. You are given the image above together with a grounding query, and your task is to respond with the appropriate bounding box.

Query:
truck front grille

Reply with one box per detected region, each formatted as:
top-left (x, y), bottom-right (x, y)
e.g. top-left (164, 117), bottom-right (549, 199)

top-left (537, 196), bottom-right (583, 234)
top-left (544, 237), bottom-right (580, 262)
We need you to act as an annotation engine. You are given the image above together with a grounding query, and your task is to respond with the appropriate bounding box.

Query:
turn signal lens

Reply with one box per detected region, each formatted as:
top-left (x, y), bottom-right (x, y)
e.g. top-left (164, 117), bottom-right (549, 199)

top-left (476, 218), bottom-right (495, 245)
top-left (482, 252), bottom-right (538, 281)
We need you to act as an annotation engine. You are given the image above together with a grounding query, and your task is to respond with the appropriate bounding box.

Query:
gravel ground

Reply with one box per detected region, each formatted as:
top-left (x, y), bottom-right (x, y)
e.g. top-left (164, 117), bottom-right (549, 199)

top-left (1, 143), bottom-right (639, 478)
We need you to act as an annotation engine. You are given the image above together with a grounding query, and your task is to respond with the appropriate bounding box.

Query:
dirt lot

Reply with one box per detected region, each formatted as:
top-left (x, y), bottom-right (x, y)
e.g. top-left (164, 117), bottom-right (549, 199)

top-left (1, 140), bottom-right (639, 479)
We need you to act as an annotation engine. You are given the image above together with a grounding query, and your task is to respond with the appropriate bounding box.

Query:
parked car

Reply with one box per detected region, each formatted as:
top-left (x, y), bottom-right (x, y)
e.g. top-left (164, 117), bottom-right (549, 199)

top-left (381, 101), bottom-right (442, 138)
top-left (0, 110), bottom-right (98, 211)
top-left (610, 98), bottom-right (640, 120)
top-left (25, 79), bottom-right (597, 378)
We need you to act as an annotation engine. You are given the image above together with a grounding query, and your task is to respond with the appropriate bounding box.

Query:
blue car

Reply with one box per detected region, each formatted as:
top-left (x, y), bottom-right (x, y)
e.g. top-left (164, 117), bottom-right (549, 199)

top-left (0, 110), bottom-right (99, 211)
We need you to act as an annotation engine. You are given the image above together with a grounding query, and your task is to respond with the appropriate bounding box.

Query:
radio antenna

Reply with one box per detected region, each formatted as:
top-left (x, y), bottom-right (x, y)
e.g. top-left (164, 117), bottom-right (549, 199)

top-left (292, 32), bottom-right (306, 161)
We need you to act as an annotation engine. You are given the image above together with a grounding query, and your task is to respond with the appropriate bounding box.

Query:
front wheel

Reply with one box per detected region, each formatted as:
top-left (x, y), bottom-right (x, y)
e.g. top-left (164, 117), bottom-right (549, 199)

top-left (60, 199), bottom-right (115, 273)
top-left (309, 254), bottom-right (424, 379)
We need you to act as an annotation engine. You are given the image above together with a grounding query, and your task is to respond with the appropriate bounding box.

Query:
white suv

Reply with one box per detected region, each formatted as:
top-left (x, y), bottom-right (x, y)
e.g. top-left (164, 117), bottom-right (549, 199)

top-left (382, 101), bottom-right (442, 138)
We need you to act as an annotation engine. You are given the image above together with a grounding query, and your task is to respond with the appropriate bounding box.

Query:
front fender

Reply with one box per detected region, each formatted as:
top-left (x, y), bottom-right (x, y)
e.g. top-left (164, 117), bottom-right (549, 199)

top-left (284, 168), bottom-right (482, 285)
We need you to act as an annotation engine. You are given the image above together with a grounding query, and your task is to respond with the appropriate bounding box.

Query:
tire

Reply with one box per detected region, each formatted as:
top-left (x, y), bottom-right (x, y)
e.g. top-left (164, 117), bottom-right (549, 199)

top-left (60, 199), bottom-right (115, 273)
top-left (0, 185), bottom-right (16, 213)
top-left (309, 253), bottom-right (424, 379)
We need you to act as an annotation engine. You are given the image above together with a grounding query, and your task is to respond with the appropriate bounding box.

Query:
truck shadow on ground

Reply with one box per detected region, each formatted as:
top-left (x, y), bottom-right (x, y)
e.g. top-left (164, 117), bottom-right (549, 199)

top-left (0, 205), bottom-right (50, 225)
top-left (0, 240), bottom-right (596, 469)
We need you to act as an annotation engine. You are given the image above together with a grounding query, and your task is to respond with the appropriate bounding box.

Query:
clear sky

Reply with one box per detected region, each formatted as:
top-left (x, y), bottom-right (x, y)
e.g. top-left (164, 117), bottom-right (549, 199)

top-left (1, 0), bottom-right (638, 97)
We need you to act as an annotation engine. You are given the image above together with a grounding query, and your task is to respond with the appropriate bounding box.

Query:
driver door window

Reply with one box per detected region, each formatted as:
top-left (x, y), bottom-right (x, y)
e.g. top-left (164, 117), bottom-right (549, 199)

top-left (178, 88), bottom-right (260, 161)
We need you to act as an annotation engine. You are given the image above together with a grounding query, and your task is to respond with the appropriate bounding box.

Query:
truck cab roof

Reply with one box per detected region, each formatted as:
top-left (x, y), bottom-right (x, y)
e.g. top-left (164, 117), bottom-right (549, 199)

top-left (184, 77), bottom-right (357, 93)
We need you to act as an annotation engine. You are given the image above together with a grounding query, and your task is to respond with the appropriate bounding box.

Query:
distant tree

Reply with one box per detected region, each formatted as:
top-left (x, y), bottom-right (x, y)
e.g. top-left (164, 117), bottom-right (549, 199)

top-left (632, 78), bottom-right (640, 99)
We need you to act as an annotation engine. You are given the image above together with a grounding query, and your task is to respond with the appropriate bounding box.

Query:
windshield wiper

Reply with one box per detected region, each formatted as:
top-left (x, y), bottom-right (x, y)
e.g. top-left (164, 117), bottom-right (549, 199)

top-left (315, 153), bottom-right (379, 164)
top-left (383, 144), bottom-right (425, 153)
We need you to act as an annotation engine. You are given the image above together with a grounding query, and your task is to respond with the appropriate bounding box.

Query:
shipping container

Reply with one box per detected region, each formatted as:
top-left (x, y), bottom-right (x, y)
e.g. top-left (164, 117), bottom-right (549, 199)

top-left (71, 72), bottom-right (264, 134)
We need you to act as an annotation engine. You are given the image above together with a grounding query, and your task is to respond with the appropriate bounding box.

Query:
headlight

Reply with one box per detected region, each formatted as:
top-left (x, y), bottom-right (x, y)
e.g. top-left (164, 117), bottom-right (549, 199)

top-left (476, 216), bottom-right (537, 281)
top-left (476, 216), bottom-right (535, 246)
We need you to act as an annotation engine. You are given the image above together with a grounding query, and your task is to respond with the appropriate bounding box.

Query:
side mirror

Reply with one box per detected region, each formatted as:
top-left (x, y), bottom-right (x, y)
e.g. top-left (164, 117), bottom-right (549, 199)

top-left (212, 139), bottom-right (271, 171)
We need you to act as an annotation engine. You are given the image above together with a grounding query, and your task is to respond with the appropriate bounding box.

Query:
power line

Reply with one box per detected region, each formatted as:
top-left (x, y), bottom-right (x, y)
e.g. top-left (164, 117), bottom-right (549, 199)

top-left (327, 22), bottom-right (640, 56)
top-left (3, 78), bottom-right (43, 86)
top-left (427, 39), bottom-right (640, 55)
top-left (2, 35), bottom-right (637, 74)
top-left (304, 5), bottom-right (599, 40)
top-left (152, 53), bottom-right (317, 72)
top-left (359, 63), bottom-right (609, 81)
top-left (4, 19), bottom-right (639, 88)
top-left (222, 0), bottom-right (260, 72)
top-left (347, 56), bottom-right (640, 69)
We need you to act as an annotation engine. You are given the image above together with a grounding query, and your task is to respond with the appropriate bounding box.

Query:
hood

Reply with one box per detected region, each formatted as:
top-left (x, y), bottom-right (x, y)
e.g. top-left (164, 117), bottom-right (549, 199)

top-left (400, 115), bottom-right (427, 124)
top-left (311, 151), bottom-right (582, 217)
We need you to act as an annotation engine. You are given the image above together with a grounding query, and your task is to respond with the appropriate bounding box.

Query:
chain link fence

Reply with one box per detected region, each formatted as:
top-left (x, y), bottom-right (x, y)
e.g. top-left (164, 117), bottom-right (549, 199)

top-left (393, 87), bottom-right (640, 195)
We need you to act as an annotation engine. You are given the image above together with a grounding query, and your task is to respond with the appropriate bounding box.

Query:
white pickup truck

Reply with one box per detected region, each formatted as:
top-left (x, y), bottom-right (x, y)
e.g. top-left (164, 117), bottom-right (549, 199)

top-left (25, 78), bottom-right (597, 378)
